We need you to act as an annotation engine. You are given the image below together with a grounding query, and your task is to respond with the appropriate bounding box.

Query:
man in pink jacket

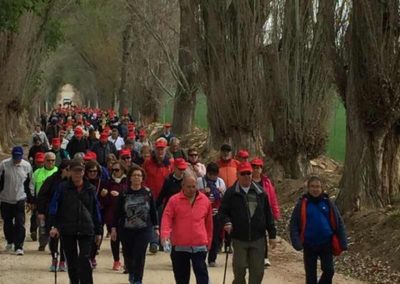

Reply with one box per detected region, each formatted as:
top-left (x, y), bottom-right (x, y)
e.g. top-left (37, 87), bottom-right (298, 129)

top-left (161, 174), bottom-right (213, 284)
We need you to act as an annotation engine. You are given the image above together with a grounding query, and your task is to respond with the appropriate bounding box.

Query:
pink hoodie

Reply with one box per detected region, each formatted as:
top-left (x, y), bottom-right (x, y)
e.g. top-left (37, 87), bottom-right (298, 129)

top-left (161, 191), bottom-right (213, 249)
top-left (262, 175), bottom-right (281, 220)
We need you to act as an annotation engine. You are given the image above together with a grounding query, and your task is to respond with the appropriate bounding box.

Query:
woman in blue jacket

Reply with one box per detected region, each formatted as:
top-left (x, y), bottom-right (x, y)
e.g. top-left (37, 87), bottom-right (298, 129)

top-left (289, 176), bottom-right (348, 284)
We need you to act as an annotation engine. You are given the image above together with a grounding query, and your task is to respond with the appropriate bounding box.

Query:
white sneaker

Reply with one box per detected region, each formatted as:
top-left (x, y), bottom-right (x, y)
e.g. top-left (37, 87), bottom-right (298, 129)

top-left (15, 249), bottom-right (24, 256)
top-left (5, 243), bottom-right (14, 252)
top-left (264, 258), bottom-right (271, 267)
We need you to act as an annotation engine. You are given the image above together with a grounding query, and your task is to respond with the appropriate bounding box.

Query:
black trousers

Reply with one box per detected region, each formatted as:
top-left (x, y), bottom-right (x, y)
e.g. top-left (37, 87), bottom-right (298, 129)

top-left (121, 227), bottom-right (151, 282)
top-left (171, 249), bottom-right (209, 284)
top-left (0, 200), bottom-right (26, 250)
top-left (207, 215), bottom-right (220, 263)
top-left (49, 236), bottom-right (66, 261)
top-left (30, 208), bottom-right (37, 233)
top-left (62, 234), bottom-right (94, 284)
top-left (303, 243), bottom-right (335, 284)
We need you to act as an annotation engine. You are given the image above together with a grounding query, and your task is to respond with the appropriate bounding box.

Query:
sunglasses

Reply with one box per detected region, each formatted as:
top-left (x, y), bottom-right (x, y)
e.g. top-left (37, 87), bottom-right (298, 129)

top-left (240, 172), bottom-right (252, 176)
top-left (121, 156), bottom-right (131, 160)
top-left (46, 159), bottom-right (56, 162)
top-left (112, 168), bottom-right (121, 172)
top-left (87, 169), bottom-right (98, 173)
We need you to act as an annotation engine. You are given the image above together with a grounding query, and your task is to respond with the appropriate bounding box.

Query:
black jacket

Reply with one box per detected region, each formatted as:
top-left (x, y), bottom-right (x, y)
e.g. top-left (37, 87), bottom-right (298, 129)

top-left (91, 141), bottom-right (117, 166)
top-left (49, 179), bottom-right (102, 236)
top-left (220, 181), bottom-right (276, 242)
top-left (37, 172), bottom-right (63, 215)
top-left (156, 173), bottom-right (183, 208)
top-left (66, 137), bottom-right (89, 158)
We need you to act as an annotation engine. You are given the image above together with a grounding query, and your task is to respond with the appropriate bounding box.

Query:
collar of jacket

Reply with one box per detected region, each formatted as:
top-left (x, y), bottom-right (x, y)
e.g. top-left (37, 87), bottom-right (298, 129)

top-left (65, 178), bottom-right (95, 192)
top-left (234, 181), bottom-right (263, 195)
top-left (177, 190), bottom-right (201, 200)
top-left (151, 152), bottom-right (171, 166)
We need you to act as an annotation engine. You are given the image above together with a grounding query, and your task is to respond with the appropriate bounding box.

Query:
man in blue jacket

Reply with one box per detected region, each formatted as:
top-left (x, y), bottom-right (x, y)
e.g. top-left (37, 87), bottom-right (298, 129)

top-left (290, 176), bottom-right (348, 284)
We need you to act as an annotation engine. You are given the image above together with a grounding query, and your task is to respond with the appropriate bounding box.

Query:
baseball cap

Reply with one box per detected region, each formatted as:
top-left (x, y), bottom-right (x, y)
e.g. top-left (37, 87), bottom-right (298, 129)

top-left (100, 132), bottom-right (109, 142)
top-left (155, 139), bottom-right (168, 149)
top-left (220, 144), bottom-right (232, 152)
top-left (12, 146), bottom-right (24, 160)
top-left (237, 150), bottom-right (249, 159)
top-left (164, 123), bottom-right (172, 128)
top-left (120, 149), bottom-right (131, 157)
top-left (250, 158), bottom-right (264, 167)
top-left (83, 151), bottom-right (97, 161)
top-left (74, 127), bottom-right (83, 137)
top-left (174, 158), bottom-right (188, 170)
top-left (52, 138), bottom-right (61, 146)
top-left (238, 162), bottom-right (253, 173)
top-left (35, 152), bottom-right (45, 163)
top-left (69, 159), bottom-right (85, 171)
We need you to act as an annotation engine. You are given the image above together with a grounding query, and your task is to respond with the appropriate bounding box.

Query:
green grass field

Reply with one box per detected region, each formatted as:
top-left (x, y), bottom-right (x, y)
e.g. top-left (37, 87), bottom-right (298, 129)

top-left (161, 95), bottom-right (346, 162)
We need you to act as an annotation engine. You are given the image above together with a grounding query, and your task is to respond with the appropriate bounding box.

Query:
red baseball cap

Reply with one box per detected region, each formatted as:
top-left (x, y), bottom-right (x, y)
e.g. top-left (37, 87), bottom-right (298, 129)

top-left (52, 138), bottom-right (61, 146)
top-left (120, 149), bottom-right (131, 157)
top-left (84, 151), bottom-right (97, 161)
top-left (128, 132), bottom-right (135, 140)
top-left (139, 130), bottom-right (146, 137)
top-left (250, 158), bottom-right (264, 167)
top-left (164, 123), bottom-right (172, 128)
top-left (174, 158), bottom-right (188, 170)
top-left (100, 132), bottom-right (108, 142)
top-left (238, 162), bottom-right (253, 173)
top-left (237, 150), bottom-right (249, 159)
top-left (155, 139), bottom-right (168, 148)
top-left (74, 127), bottom-right (83, 137)
top-left (35, 152), bottom-right (45, 163)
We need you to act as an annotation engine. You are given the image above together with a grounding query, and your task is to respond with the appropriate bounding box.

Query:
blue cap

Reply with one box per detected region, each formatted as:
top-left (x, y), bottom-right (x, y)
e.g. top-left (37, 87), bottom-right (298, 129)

top-left (12, 146), bottom-right (24, 160)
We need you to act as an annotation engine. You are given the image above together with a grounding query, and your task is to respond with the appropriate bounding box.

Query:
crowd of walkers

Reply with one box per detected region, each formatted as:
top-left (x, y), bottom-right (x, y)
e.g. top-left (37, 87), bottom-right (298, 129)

top-left (0, 105), bottom-right (348, 284)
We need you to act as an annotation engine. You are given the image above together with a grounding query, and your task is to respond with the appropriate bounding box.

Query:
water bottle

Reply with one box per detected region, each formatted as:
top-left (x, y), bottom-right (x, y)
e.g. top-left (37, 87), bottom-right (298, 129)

top-left (163, 240), bottom-right (171, 253)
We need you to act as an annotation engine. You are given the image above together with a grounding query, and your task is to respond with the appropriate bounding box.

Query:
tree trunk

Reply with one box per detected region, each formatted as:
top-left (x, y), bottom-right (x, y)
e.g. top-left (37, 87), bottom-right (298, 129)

top-left (118, 21), bottom-right (132, 115)
top-left (172, 0), bottom-right (198, 136)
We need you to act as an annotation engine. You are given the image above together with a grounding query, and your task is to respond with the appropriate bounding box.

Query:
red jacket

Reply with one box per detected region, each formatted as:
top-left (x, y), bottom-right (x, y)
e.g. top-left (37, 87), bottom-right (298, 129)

top-left (143, 155), bottom-right (174, 199)
top-left (161, 191), bottom-right (213, 249)
top-left (261, 175), bottom-right (280, 220)
top-left (216, 159), bottom-right (240, 188)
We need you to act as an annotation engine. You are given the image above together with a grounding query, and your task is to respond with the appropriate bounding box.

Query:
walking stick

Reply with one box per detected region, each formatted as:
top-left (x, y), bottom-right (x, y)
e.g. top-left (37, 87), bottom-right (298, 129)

top-left (54, 251), bottom-right (58, 284)
top-left (222, 236), bottom-right (230, 284)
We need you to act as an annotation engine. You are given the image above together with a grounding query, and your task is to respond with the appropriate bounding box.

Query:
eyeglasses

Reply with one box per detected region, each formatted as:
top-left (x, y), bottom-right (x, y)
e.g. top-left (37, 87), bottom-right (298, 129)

top-left (46, 159), bottom-right (56, 162)
top-left (87, 169), bottom-right (98, 173)
top-left (240, 172), bottom-right (252, 176)
top-left (112, 168), bottom-right (121, 172)
top-left (121, 156), bottom-right (131, 160)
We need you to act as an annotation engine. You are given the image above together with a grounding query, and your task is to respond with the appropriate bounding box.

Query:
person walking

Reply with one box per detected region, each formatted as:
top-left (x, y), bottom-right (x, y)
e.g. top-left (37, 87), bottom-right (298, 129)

top-left (50, 138), bottom-right (70, 167)
top-left (66, 127), bottom-right (89, 158)
top-left (91, 132), bottom-right (117, 167)
top-left (0, 146), bottom-right (33, 255)
top-left (289, 176), bottom-right (348, 284)
top-left (220, 162), bottom-right (278, 284)
top-left (216, 144), bottom-right (240, 188)
top-left (187, 147), bottom-right (206, 178)
top-left (28, 136), bottom-right (48, 165)
top-left (161, 174), bottom-right (213, 284)
top-left (32, 124), bottom-right (50, 149)
top-left (250, 157), bottom-right (281, 267)
top-left (111, 166), bottom-right (159, 284)
top-left (49, 159), bottom-right (103, 284)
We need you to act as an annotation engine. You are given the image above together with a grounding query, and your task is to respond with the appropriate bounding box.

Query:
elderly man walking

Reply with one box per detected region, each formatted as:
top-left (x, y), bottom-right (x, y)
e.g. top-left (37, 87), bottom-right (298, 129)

top-left (161, 173), bottom-right (213, 284)
top-left (220, 162), bottom-right (278, 284)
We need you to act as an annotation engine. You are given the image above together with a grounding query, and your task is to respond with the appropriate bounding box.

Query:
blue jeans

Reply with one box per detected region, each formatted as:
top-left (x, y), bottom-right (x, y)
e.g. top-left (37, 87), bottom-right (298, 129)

top-left (303, 242), bottom-right (334, 284)
top-left (171, 248), bottom-right (209, 284)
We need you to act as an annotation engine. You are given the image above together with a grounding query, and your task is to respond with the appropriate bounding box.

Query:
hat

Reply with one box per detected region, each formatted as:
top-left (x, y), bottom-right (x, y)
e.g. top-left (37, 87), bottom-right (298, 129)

top-left (11, 146), bottom-right (24, 160)
top-left (237, 150), bottom-right (249, 159)
top-left (52, 138), bottom-right (61, 146)
top-left (100, 132), bottom-right (109, 142)
top-left (127, 132), bottom-right (135, 140)
top-left (59, 159), bottom-right (71, 170)
top-left (238, 162), bottom-right (253, 173)
top-left (174, 158), bottom-right (188, 170)
top-left (139, 130), bottom-right (146, 137)
top-left (250, 158), bottom-right (264, 167)
top-left (164, 123), bottom-right (172, 128)
top-left (120, 149), bottom-right (131, 157)
top-left (74, 127), bottom-right (83, 137)
top-left (70, 159), bottom-right (85, 170)
top-left (35, 152), bottom-right (45, 163)
top-left (155, 139), bottom-right (168, 148)
top-left (83, 151), bottom-right (97, 161)
top-left (220, 144), bottom-right (232, 152)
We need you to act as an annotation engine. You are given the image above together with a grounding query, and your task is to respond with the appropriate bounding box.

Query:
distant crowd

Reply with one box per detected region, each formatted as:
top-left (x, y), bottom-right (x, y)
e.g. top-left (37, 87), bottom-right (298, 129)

top-left (0, 105), bottom-right (347, 284)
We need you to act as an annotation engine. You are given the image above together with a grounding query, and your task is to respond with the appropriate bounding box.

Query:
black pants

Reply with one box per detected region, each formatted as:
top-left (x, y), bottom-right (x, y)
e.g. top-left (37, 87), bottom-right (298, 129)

top-left (303, 243), bottom-right (335, 284)
top-left (121, 227), bottom-right (151, 282)
top-left (208, 215), bottom-right (220, 263)
top-left (62, 234), bottom-right (94, 284)
top-left (106, 224), bottom-right (120, 262)
top-left (171, 249), bottom-right (209, 284)
top-left (30, 208), bottom-right (37, 233)
top-left (49, 236), bottom-right (65, 262)
top-left (0, 200), bottom-right (26, 250)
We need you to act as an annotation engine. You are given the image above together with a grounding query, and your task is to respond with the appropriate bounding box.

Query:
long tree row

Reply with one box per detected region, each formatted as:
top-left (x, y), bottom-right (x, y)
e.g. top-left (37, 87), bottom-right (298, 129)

top-left (1, 0), bottom-right (400, 213)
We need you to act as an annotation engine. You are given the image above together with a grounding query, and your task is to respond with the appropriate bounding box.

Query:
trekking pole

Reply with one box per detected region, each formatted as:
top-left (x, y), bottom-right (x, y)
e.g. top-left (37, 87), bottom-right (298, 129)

top-left (54, 251), bottom-right (58, 284)
top-left (222, 234), bottom-right (230, 284)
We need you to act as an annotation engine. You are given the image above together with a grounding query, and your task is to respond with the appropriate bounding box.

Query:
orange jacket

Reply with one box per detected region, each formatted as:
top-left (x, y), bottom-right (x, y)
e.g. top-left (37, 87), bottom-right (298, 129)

top-left (143, 156), bottom-right (174, 199)
top-left (217, 159), bottom-right (240, 188)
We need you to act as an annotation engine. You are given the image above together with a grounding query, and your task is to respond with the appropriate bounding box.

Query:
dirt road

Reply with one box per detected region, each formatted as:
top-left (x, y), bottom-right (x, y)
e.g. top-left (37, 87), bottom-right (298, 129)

top-left (0, 232), bottom-right (362, 284)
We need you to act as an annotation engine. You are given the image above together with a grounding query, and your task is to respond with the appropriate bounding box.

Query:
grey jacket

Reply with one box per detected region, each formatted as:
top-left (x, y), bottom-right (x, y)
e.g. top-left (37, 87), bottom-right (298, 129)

top-left (0, 158), bottom-right (32, 204)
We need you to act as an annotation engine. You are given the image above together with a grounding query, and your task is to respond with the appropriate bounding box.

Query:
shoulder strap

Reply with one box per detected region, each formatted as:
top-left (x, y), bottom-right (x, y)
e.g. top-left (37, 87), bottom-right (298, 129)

top-left (300, 198), bottom-right (307, 243)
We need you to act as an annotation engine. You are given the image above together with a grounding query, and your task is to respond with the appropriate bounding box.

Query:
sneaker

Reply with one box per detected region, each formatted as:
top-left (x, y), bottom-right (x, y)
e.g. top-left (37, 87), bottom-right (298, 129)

top-left (31, 232), bottom-right (37, 241)
top-left (49, 259), bottom-right (58, 272)
top-left (264, 258), bottom-right (271, 267)
top-left (208, 262), bottom-right (216, 267)
top-left (5, 243), bottom-right (14, 252)
top-left (91, 258), bottom-right (97, 269)
top-left (38, 245), bottom-right (45, 251)
top-left (15, 249), bottom-right (24, 256)
top-left (149, 243), bottom-right (158, 254)
top-left (58, 261), bottom-right (67, 272)
top-left (112, 261), bottom-right (122, 271)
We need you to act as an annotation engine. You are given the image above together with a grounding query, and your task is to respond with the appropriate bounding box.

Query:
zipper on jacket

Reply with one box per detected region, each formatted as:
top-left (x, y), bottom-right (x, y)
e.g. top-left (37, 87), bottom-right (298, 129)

top-left (244, 193), bottom-right (251, 241)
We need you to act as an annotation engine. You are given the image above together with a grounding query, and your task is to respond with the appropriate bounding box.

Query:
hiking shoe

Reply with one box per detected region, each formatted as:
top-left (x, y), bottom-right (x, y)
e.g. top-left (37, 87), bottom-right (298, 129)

top-left (58, 261), bottom-right (67, 272)
top-left (91, 258), bottom-right (97, 269)
top-left (49, 259), bottom-right (58, 272)
top-left (5, 243), bottom-right (14, 252)
top-left (31, 232), bottom-right (37, 241)
top-left (15, 249), bottom-right (24, 256)
top-left (264, 258), bottom-right (271, 267)
top-left (149, 243), bottom-right (158, 254)
top-left (208, 262), bottom-right (216, 267)
top-left (112, 261), bottom-right (122, 271)
top-left (38, 245), bottom-right (45, 251)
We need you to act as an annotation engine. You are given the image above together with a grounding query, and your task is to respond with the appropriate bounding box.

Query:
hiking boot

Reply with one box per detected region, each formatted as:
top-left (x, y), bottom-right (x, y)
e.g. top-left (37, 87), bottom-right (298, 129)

top-left (112, 261), bottom-right (122, 271)
top-left (15, 249), bottom-right (24, 256)
top-left (31, 232), bottom-right (37, 241)
top-left (58, 261), bottom-right (67, 272)
top-left (49, 259), bottom-right (58, 272)
top-left (149, 243), bottom-right (158, 254)
top-left (264, 258), bottom-right (271, 267)
top-left (5, 243), bottom-right (14, 252)
top-left (90, 258), bottom-right (97, 269)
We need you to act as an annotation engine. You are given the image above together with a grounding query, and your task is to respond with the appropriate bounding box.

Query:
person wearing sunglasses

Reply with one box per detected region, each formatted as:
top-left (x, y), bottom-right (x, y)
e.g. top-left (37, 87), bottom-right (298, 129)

top-left (99, 161), bottom-right (128, 271)
top-left (187, 147), bottom-right (206, 178)
top-left (29, 152), bottom-right (58, 251)
top-left (220, 162), bottom-right (278, 284)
